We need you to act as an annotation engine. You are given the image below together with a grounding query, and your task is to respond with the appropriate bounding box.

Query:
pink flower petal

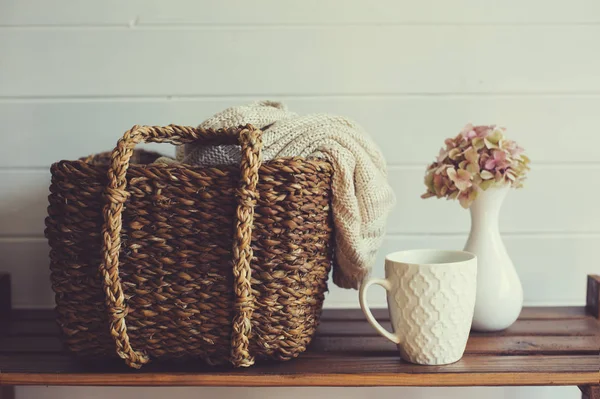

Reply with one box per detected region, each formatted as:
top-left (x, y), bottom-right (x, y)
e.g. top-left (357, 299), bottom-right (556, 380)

top-left (473, 125), bottom-right (492, 138)
top-left (456, 169), bottom-right (472, 181)
top-left (493, 150), bottom-right (507, 162)
top-left (485, 159), bottom-right (496, 170)
top-left (495, 171), bottom-right (504, 182)
top-left (424, 123), bottom-right (529, 203)
top-left (444, 138), bottom-right (456, 149)
top-left (497, 160), bottom-right (511, 170)
top-left (437, 147), bottom-right (448, 163)
top-left (479, 153), bottom-right (490, 168)
top-left (433, 173), bottom-right (445, 195)
top-left (513, 146), bottom-right (524, 156)
top-left (448, 169), bottom-right (472, 192)
top-left (460, 123), bottom-right (474, 137)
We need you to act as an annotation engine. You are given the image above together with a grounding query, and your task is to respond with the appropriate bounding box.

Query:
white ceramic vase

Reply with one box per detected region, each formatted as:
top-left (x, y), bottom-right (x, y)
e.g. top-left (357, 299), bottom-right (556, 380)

top-left (464, 184), bottom-right (523, 332)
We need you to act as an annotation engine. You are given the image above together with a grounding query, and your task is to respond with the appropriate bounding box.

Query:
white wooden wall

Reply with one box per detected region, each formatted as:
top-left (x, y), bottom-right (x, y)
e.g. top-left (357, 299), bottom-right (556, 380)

top-left (1, 1), bottom-right (598, 398)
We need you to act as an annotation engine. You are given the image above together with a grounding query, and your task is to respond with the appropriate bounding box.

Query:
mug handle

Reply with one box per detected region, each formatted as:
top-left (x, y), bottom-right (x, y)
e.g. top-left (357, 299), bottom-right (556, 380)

top-left (359, 278), bottom-right (401, 344)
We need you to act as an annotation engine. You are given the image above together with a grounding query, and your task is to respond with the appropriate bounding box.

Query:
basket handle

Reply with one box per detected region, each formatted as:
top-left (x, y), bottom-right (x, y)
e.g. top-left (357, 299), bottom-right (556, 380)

top-left (100, 124), bottom-right (262, 369)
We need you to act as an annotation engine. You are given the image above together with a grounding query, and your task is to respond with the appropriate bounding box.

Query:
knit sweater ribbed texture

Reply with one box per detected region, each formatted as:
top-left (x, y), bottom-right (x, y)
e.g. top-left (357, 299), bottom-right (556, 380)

top-left (175, 101), bottom-right (396, 289)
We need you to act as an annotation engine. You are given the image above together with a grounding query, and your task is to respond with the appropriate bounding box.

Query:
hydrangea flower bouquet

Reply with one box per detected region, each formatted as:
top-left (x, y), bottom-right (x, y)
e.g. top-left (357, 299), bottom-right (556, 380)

top-left (421, 124), bottom-right (531, 331)
top-left (421, 124), bottom-right (530, 208)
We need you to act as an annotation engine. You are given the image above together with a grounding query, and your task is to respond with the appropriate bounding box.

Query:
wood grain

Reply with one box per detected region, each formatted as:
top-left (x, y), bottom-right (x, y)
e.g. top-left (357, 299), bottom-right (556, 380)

top-left (2, 334), bottom-right (598, 357)
top-left (0, 308), bottom-right (591, 338)
top-left (0, 355), bottom-right (597, 387)
top-left (309, 336), bottom-right (600, 356)
top-left (1, 325), bottom-right (598, 356)
top-left (1, 371), bottom-right (597, 387)
top-left (0, 304), bottom-right (598, 387)
top-left (587, 275), bottom-right (600, 319)
top-left (316, 319), bottom-right (600, 337)
top-left (320, 307), bottom-right (589, 321)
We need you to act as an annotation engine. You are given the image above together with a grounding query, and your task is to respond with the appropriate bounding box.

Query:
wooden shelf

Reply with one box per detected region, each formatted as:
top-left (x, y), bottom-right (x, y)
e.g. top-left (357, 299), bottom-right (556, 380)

top-left (0, 275), bottom-right (599, 391)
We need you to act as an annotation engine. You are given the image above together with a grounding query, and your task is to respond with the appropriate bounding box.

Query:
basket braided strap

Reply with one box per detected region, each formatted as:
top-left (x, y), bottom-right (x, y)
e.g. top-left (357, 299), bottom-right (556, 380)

top-left (230, 128), bottom-right (262, 367)
top-left (100, 124), bottom-right (262, 369)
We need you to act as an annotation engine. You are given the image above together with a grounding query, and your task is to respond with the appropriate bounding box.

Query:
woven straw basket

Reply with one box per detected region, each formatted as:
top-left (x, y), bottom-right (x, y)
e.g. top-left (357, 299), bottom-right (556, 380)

top-left (45, 124), bottom-right (334, 369)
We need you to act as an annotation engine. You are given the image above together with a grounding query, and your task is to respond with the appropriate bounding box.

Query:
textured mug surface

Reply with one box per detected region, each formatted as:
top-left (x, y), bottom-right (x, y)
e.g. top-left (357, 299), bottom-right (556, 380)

top-left (360, 249), bottom-right (477, 365)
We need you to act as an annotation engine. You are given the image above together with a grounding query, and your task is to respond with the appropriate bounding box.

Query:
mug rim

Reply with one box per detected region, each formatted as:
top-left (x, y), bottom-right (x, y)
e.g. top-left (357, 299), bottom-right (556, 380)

top-left (385, 249), bottom-right (476, 266)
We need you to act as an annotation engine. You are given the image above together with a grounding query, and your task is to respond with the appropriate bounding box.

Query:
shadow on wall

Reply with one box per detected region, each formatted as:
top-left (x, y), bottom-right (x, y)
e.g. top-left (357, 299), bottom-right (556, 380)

top-left (0, 143), bottom-right (173, 309)
top-left (0, 182), bottom-right (55, 308)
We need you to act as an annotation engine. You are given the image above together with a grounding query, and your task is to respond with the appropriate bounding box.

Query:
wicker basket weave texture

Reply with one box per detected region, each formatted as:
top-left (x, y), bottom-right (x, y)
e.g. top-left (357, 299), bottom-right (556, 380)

top-left (45, 124), bottom-right (334, 368)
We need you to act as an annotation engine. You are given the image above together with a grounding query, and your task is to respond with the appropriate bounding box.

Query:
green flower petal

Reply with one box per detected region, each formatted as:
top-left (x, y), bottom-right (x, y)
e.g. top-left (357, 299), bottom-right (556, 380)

top-left (472, 137), bottom-right (485, 150)
top-left (480, 170), bottom-right (494, 180)
top-left (487, 129), bottom-right (503, 144)
top-left (479, 179), bottom-right (494, 191)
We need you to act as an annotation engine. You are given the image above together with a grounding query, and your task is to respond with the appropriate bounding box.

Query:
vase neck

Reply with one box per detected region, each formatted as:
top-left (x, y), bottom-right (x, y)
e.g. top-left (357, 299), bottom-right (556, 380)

top-left (469, 185), bottom-right (510, 229)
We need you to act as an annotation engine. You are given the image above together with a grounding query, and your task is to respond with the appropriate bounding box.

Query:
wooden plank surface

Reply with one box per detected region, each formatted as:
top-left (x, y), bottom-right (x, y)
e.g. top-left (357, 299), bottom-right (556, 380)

top-left (5, 307), bottom-right (592, 322)
top-left (320, 307), bottom-right (590, 321)
top-left (0, 354), bottom-right (598, 387)
top-left (1, 334), bottom-right (598, 357)
top-left (4, 0), bottom-right (600, 26)
top-left (0, 306), bottom-right (598, 387)
top-left (316, 319), bottom-right (600, 337)
top-left (4, 28), bottom-right (600, 97)
top-left (309, 336), bottom-right (600, 356)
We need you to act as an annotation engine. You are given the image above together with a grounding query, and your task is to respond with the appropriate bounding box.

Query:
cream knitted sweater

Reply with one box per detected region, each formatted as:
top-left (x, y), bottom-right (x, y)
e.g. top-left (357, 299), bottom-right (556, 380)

top-left (175, 101), bottom-right (395, 289)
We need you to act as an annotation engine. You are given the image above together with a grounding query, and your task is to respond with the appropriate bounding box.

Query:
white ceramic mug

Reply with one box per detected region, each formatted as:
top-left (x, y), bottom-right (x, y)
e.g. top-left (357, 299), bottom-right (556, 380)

top-left (360, 249), bottom-right (477, 365)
